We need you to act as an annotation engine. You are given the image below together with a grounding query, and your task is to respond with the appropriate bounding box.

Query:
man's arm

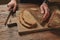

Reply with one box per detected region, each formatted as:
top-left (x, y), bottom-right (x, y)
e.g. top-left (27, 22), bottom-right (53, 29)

top-left (7, 0), bottom-right (17, 12)
top-left (7, 0), bottom-right (49, 21)
top-left (40, 0), bottom-right (49, 21)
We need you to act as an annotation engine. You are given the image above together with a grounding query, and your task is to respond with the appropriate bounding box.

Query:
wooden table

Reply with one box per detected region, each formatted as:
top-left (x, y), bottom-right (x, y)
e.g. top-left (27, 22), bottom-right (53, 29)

top-left (0, 4), bottom-right (60, 40)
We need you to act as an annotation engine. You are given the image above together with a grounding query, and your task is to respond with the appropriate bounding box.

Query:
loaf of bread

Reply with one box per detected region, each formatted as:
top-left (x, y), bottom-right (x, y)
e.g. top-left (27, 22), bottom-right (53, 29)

top-left (48, 9), bottom-right (60, 28)
top-left (22, 10), bottom-right (37, 25)
top-left (18, 9), bottom-right (37, 29)
top-left (19, 12), bottom-right (30, 27)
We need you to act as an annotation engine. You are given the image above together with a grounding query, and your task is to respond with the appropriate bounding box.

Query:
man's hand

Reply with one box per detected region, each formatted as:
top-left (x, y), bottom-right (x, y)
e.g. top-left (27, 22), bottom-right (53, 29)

top-left (40, 2), bottom-right (49, 21)
top-left (7, 0), bottom-right (17, 12)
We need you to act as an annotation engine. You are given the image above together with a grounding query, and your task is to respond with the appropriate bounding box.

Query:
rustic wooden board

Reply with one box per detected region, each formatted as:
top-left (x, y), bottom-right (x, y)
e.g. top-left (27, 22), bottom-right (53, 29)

top-left (16, 4), bottom-right (48, 35)
top-left (16, 4), bottom-right (60, 35)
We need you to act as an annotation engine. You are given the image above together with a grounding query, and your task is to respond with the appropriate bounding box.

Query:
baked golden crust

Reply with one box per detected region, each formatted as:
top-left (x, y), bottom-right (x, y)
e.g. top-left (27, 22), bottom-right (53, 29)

top-left (48, 9), bottom-right (60, 28)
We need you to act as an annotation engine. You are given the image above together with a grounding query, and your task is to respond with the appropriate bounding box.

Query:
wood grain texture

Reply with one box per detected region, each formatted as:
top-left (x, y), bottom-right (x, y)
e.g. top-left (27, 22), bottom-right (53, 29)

top-left (0, 3), bottom-right (60, 40)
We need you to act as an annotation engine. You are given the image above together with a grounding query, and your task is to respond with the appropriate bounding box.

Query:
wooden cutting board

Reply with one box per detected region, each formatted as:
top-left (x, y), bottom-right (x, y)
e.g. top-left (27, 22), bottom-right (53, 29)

top-left (16, 4), bottom-right (49, 35)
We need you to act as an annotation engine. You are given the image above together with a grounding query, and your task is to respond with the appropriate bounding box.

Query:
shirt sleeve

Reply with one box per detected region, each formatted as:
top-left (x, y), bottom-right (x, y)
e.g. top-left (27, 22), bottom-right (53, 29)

top-left (20, 0), bottom-right (45, 5)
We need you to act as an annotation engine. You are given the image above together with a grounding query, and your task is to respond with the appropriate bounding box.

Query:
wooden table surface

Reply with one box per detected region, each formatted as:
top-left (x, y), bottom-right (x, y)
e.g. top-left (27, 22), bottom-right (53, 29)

top-left (0, 4), bottom-right (60, 40)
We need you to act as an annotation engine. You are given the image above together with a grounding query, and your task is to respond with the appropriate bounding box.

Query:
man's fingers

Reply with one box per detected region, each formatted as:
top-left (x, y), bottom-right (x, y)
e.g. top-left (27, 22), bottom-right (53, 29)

top-left (43, 12), bottom-right (49, 21)
top-left (7, 5), bottom-right (11, 11)
top-left (43, 6), bottom-right (49, 21)
top-left (40, 6), bottom-right (44, 14)
top-left (13, 4), bottom-right (17, 12)
top-left (7, 4), bottom-right (13, 11)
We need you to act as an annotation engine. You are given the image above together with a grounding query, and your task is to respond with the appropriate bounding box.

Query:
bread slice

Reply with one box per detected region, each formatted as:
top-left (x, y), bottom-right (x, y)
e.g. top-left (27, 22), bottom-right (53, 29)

top-left (22, 10), bottom-right (37, 25)
top-left (19, 12), bottom-right (31, 28)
